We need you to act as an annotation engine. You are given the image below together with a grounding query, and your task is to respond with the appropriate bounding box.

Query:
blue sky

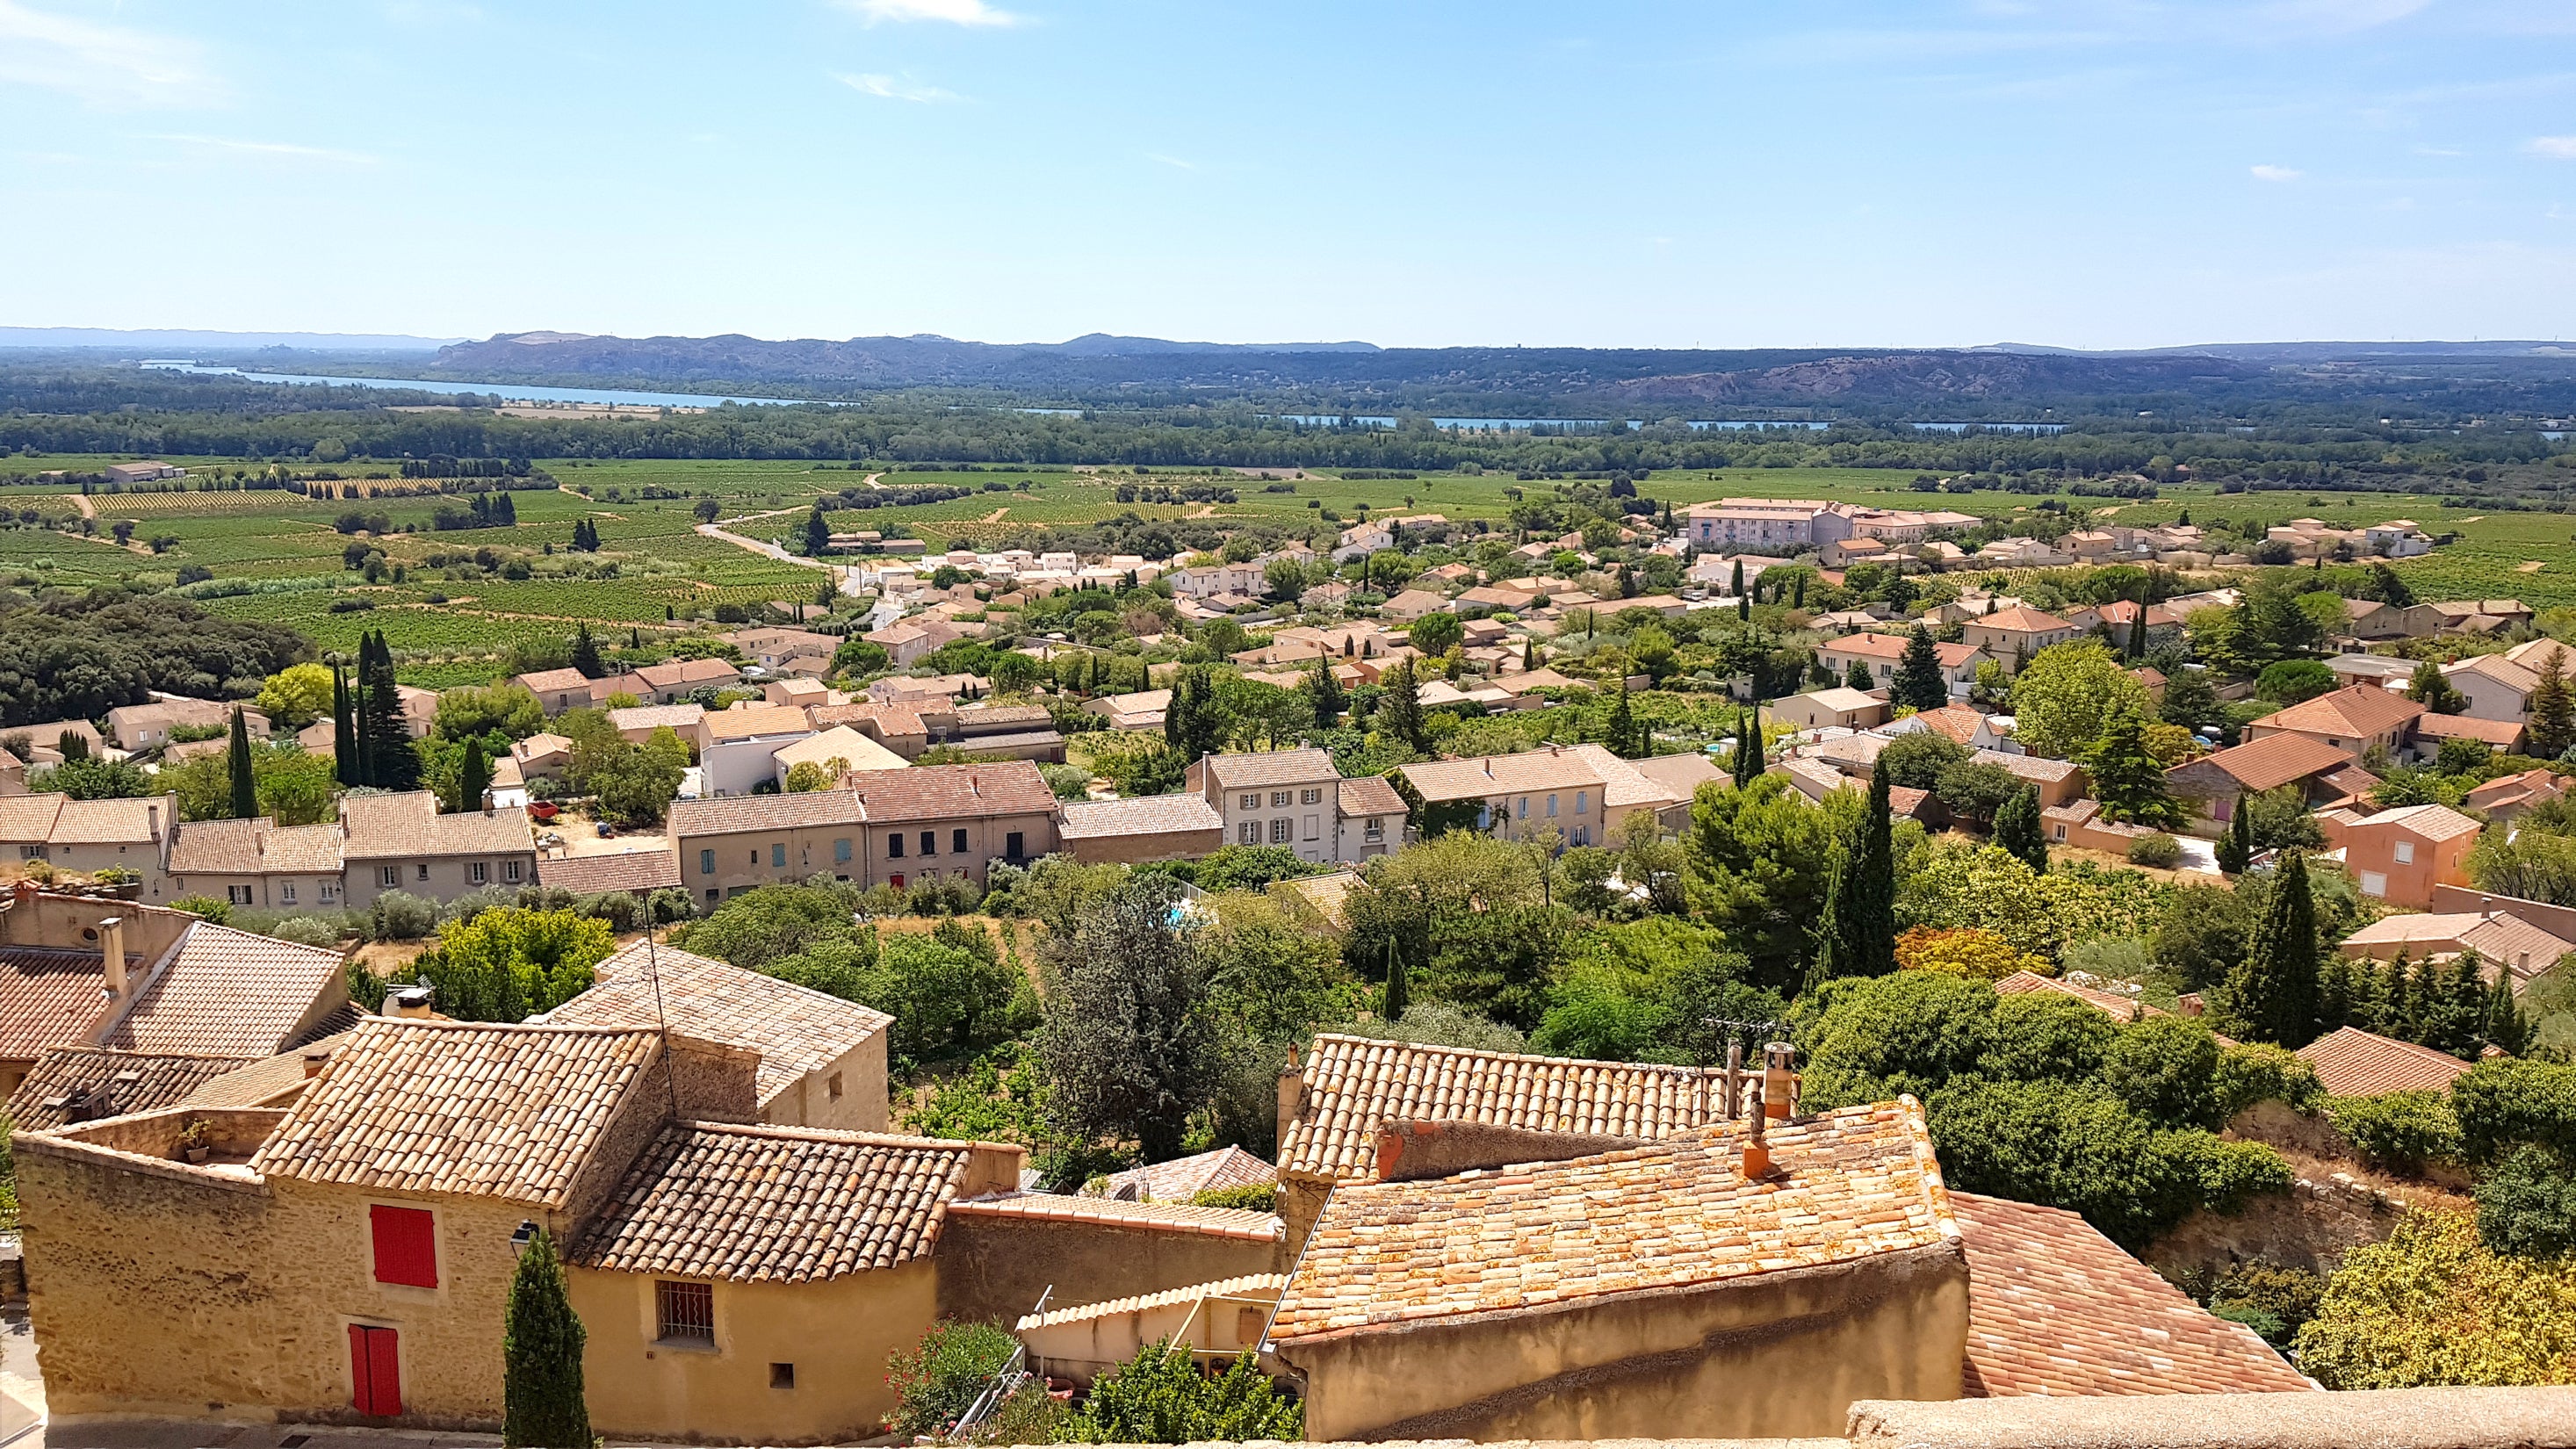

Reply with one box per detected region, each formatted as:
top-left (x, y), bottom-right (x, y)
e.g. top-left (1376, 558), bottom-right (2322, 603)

top-left (4, 0), bottom-right (2574, 350)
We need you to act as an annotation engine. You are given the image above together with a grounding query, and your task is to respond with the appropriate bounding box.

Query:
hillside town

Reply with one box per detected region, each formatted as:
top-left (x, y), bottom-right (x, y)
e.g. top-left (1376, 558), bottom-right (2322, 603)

top-left (0, 487), bottom-right (2572, 1449)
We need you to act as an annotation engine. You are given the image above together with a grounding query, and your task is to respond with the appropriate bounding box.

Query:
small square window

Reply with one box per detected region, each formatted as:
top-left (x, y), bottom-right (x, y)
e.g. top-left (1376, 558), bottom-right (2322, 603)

top-left (657, 1280), bottom-right (714, 1344)
top-left (415, 863), bottom-right (429, 882)
top-left (889, 834), bottom-right (905, 858)
top-left (827, 1072), bottom-right (844, 1100)
top-left (379, 865), bottom-right (399, 887)
top-left (1272, 791), bottom-right (1292, 807)
top-left (770, 1362), bottom-right (796, 1390)
top-left (1301, 788), bottom-right (1322, 806)
top-left (1239, 793), bottom-right (1259, 811)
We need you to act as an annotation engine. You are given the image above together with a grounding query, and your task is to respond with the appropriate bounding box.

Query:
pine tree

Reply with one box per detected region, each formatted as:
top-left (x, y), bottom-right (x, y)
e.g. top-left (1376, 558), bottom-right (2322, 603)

top-left (495, 492), bottom-right (517, 526)
top-left (2378, 949), bottom-right (2414, 1038)
top-left (1523, 637), bottom-right (1539, 673)
top-left (1809, 761), bottom-right (1898, 988)
top-left (570, 624), bottom-right (603, 680)
top-left (2085, 705), bottom-right (2185, 827)
top-left (226, 707), bottom-right (257, 819)
top-left (2428, 952), bottom-right (2488, 1056)
top-left (2317, 955), bottom-right (2355, 1033)
top-left (502, 1229), bottom-right (592, 1449)
top-left (1606, 679), bottom-right (1641, 759)
top-left (459, 739), bottom-right (492, 814)
top-left (2486, 974), bottom-right (2533, 1056)
top-left (361, 631), bottom-right (419, 792)
top-left (2216, 798), bottom-right (2254, 873)
top-left (2226, 849), bottom-right (2320, 1046)
top-left (1381, 659), bottom-right (1428, 753)
top-left (1382, 937), bottom-right (1410, 1022)
top-left (2369, 560), bottom-right (2413, 609)
top-left (804, 506), bottom-right (831, 557)
top-left (1845, 658), bottom-right (1874, 693)
top-left (2530, 652), bottom-right (2576, 761)
top-left (1993, 784), bottom-right (2048, 872)
top-left (1307, 656), bottom-right (1346, 729)
top-left (1894, 625), bottom-right (1946, 711)
top-left (2406, 660), bottom-right (2465, 715)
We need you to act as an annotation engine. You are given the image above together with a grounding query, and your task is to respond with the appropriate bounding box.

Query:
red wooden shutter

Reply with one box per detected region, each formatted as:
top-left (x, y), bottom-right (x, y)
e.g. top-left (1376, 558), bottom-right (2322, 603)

top-left (370, 1206), bottom-right (437, 1287)
top-left (350, 1325), bottom-right (401, 1416)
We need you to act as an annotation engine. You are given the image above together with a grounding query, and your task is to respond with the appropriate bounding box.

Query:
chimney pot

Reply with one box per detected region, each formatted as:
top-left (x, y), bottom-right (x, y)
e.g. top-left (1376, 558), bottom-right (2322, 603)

top-left (390, 984), bottom-right (435, 1019)
top-left (1763, 1042), bottom-right (1797, 1121)
top-left (302, 1051), bottom-right (329, 1079)
top-left (97, 916), bottom-right (127, 995)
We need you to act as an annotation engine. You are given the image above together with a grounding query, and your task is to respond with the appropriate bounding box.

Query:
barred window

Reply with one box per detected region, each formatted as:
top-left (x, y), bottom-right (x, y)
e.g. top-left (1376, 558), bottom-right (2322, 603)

top-left (657, 1280), bottom-right (714, 1344)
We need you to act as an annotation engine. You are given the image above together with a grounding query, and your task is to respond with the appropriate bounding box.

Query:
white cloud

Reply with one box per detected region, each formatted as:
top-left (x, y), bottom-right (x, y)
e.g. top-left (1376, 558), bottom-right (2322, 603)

top-left (0, 0), bottom-right (209, 105)
top-left (834, 71), bottom-right (961, 103)
top-left (2530, 136), bottom-right (2576, 158)
top-left (140, 133), bottom-right (379, 163)
top-left (835, 0), bottom-right (1018, 27)
top-left (2250, 163), bottom-right (2304, 181)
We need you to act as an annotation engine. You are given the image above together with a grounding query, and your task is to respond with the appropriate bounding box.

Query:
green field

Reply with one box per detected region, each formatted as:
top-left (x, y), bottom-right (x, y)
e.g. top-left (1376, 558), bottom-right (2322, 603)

top-left (0, 452), bottom-right (2560, 685)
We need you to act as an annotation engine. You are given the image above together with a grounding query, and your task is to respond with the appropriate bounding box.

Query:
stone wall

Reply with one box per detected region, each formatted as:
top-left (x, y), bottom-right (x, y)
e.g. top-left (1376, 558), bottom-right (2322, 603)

top-left (2147, 1173), bottom-right (2424, 1280)
top-left (934, 1209), bottom-right (1286, 1327)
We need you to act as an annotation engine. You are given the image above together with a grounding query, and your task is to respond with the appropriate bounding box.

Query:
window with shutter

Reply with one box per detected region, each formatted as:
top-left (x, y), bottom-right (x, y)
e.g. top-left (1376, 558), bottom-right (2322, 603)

top-left (370, 1205), bottom-right (437, 1287)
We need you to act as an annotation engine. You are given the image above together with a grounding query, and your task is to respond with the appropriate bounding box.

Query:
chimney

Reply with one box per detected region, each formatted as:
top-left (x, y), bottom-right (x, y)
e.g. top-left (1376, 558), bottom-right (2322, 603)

top-left (302, 1051), bottom-right (330, 1079)
top-left (390, 984), bottom-right (435, 1019)
top-left (147, 803), bottom-right (160, 840)
top-left (97, 916), bottom-right (126, 996)
top-left (1743, 1085), bottom-right (1772, 1179)
top-left (1276, 1061), bottom-right (1306, 1137)
top-left (1763, 1042), bottom-right (1797, 1122)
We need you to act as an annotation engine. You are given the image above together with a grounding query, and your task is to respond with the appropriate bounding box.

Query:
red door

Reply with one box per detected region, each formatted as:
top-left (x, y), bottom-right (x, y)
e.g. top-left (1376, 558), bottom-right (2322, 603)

top-left (350, 1325), bottom-right (401, 1417)
top-left (889, 873), bottom-right (905, 890)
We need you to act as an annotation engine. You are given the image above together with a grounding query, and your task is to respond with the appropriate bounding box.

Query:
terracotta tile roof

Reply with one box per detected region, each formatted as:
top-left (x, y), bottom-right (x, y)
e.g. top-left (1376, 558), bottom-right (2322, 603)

top-left (1057, 794), bottom-right (1223, 841)
top-left (609, 703), bottom-right (705, 732)
top-left (1019, 1273), bottom-right (1288, 1333)
top-left (1914, 706), bottom-right (1991, 745)
top-left (2295, 1026), bottom-right (2473, 1097)
top-left (339, 793), bottom-right (531, 861)
top-left (1825, 634), bottom-right (1986, 667)
top-left (5, 1047), bottom-right (249, 1131)
top-left (1268, 1099), bottom-right (1954, 1345)
top-left (2190, 734), bottom-right (2356, 793)
top-left (812, 702), bottom-right (931, 739)
top-left (538, 849), bottom-right (683, 896)
top-left (179, 1030), bottom-right (356, 1110)
top-left (1976, 607), bottom-right (2075, 633)
top-left (97, 924), bottom-right (346, 1058)
top-left (2446, 653), bottom-right (2539, 694)
top-left (0, 795), bottom-right (63, 842)
top-left (2465, 768), bottom-right (2565, 811)
top-left (944, 1193), bottom-right (1285, 1242)
top-left (2255, 686), bottom-right (2426, 741)
top-left (2360, 803), bottom-right (2484, 842)
top-left (1399, 744), bottom-right (1681, 811)
top-left (666, 789), bottom-right (866, 838)
top-left (1953, 1190), bottom-right (2313, 1396)
top-left (1280, 1033), bottom-right (1727, 1184)
top-left (2413, 712), bottom-right (2527, 747)
top-left (2460, 915), bottom-right (2576, 980)
top-left (1994, 971), bottom-right (2167, 1022)
top-left (847, 761), bottom-right (1057, 821)
top-left (546, 942), bottom-right (888, 1108)
top-left (703, 703), bottom-right (816, 742)
top-left (168, 818), bottom-right (346, 876)
top-left (48, 797), bottom-right (166, 845)
top-left (516, 667), bottom-right (591, 694)
top-left (0, 945), bottom-right (118, 1061)
top-left (1337, 775), bottom-right (1409, 818)
top-left (1098, 1145), bottom-right (1277, 1203)
top-left (1202, 747), bottom-right (1340, 790)
top-left (570, 1121), bottom-right (975, 1283)
top-left (250, 1018), bottom-right (663, 1207)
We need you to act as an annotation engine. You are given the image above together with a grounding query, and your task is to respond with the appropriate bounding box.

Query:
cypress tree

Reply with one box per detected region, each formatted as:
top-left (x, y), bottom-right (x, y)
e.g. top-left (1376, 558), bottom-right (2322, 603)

top-left (1738, 593), bottom-right (1751, 623)
top-left (226, 707), bottom-right (257, 819)
top-left (2317, 954), bottom-right (2356, 1034)
top-left (1382, 937), bottom-right (1410, 1023)
top-left (1733, 705), bottom-right (1764, 787)
top-left (1731, 558), bottom-right (1745, 598)
top-left (2215, 798), bottom-right (2255, 874)
top-left (459, 739), bottom-right (492, 814)
top-left (2487, 974), bottom-right (2532, 1056)
top-left (1522, 637), bottom-right (1539, 673)
top-left (1793, 573), bottom-right (1808, 609)
top-left (350, 650), bottom-right (376, 789)
top-left (804, 506), bottom-right (831, 557)
top-left (1808, 761), bottom-right (1898, 989)
top-left (2431, 952), bottom-right (2488, 1056)
top-left (2530, 652), bottom-right (2576, 761)
top-left (2380, 949), bottom-right (2414, 1038)
top-left (1993, 784), bottom-right (2048, 873)
top-left (501, 1229), bottom-right (592, 1449)
top-left (1894, 624), bottom-right (1946, 711)
top-left (2226, 849), bottom-right (2320, 1046)
top-left (362, 631), bottom-right (418, 791)
top-left (1845, 658), bottom-right (1874, 693)
top-left (570, 624), bottom-right (603, 680)
top-left (1308, 656), bottom-right (1346, 729)
top-left (2126, 606), bottom-right (2148, 659)
top-left (1606, 678), bottom-right (1640, 759)
top-left (331, 664), bottom-right (357, 787)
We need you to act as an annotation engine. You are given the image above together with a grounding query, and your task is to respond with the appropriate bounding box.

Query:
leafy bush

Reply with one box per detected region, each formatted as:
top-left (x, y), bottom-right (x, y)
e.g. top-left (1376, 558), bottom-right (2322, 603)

top-left (2450, 1056), bottom-right (2576, 1166)
top-left (1798, 971), bottom-right (1997, 1108)
top-left (1979, 991), bottom-right (2114, 1084)
top-left (408, 908), bottom-right (612, 1022)
top-left (884, 1320), bottom-right (1018, 1438)
top-left (2327, 1091), bottom-right (2464, 1175)
top-left (2474, 1144), bottom-right (2576, 1259)
top-left (2192, 1135), bottom-right (2296, 1212)
top-left (264, 916), bottom-right (344, 948)
top-left (2296, 1210), bottom-right (2576, 1388)
top-left (167, 894), bottom-right (232, 926)
top-left (2102, 1014), bottom-right (2224, 1128)
top-left (1188, 1183), bottom-right (1278, 1213)
top-left (1059, 1344), bottom-right (1302, 1444)
top-left (2209, 1262), bottom-right (2326, 1350)
top-left (370, 890), bottom-right (438, 941)
top-left (2212, 1042), bottom-right (2325, 1119)
top-left (2127, 833), bottom-right (2184, 869)
top-left (1894, 925), bottom-right (2046, 982)
top-left (343, 956), bottom-right (388, 1013)
top-left (2061, 935), bottom-right (2153, 980)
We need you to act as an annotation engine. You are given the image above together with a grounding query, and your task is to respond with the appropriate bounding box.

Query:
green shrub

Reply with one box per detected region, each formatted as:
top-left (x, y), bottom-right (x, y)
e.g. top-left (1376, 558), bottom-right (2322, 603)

top-left (1798, 971), bottom-right (1998, 1109)
top-left (884, 1320), bottom-right (1019, 1438)
top-left (2329, 1091), bottom-right (2465, 1175)
top-left (2190, 1135), bottom-right (2295, 1212)
top-left (2450, 1056), bottom-right (2576, 1166)
top-left (1980, 991), bottom-right (2113, 1084)
top-left (1187, 1184), bottom-right (1277, 1213)
top-left (1928, 1077), bottom-right (2204, 1249)
top-left (2295, 1210), bottom-right (2576, 1388)
top-left (1060, 1344), bottom-right (1301, 1444)
top-left (2103, 1014), bottom-right (2224, 1128)
top-left (2127, 833), bottom-right (2184, 869)
top-left (167, 894), bottom-right (232, 926)
top-left (2213, 1042), bottom-right (2325, 1119)
top-left (2209, 1262), bottom-right (2327, 1350)
top-left (2474, 1144), bottom-right (2576, 1259)
top-left (370, 889), bottom-right (438, 941)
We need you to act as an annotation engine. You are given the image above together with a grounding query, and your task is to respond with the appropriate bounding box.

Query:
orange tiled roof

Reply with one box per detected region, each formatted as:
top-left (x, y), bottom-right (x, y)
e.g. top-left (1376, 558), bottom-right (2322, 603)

top-left (536, 849), bottom-right (682, 896)
top-left (1953, 1190), bottom-right (2313, 1396)
top-left (0, 944), bottom-right (118, 1061)
top-left (848, 761), bottom-right (1058, 821)
top-left (2190, 734), bottom-right (2356, 793)
top-left (2294, 1026), bottom-right (2472, 1097)
top-left (547, 942), bottom-right (888, 1108)
top-left (570, 1121), bottom-right (977, 1283)
top-left (99, 924), bottom-right (346, 1058)
top-left (2413, 713), bottom-right (2527, 747)
top-left (1268, 1099), bottom-right (1954, 1344)
top-left (2256, 686), bottom-right (2425, 740)
top-left (1976, 607), bottom-right (2075, 634)
top-left (1994, 971), bottom-right (2166, 1022)
top-left (1280, 1033), bottom-right (1728, 1184)
top-left (5, 1046), bottom-right (248, 1131)
top-left (943, 1193), bottom-right (1284, 1242)
top-left (1057, 794), bottom-right (1223, 841)
top-left (251, 1018), bottom-right (662, 1206)
top-left (2357, 803), bottom-right (2484, 843)
top-left (1098, 1144), bottom-right (1276, 1203)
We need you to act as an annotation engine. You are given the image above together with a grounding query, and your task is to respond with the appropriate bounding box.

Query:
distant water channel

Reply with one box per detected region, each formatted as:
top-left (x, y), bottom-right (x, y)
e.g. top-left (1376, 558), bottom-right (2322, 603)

top-left (141, 363), bottom-right (845, 411)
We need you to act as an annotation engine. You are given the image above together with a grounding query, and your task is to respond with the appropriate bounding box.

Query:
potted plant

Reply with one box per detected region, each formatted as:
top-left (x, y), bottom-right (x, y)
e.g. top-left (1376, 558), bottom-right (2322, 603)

top-left (177, 1117), bottom-right (213, 1164)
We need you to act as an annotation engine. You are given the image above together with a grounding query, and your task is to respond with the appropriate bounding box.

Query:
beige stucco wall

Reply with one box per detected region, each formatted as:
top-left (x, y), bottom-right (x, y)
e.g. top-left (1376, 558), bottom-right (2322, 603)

top-left (934, 1211), bottom-right (1287, 1327)
top-left (571, 1259), bottom-right (935, 1445)
top-left (757, 1031), bottom-right (891, 1134)
top-left (1277, 1241), bottom-right (1969, 1443)
top-left (342, 852), bottom-right (536, 910)
top-left (1064, 827), bottom-right (1224, 868)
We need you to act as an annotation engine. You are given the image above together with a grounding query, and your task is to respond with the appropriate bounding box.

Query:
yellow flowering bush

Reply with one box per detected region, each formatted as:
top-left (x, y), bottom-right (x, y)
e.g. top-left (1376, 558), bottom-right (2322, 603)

top-left (2296, 1210), bottom-right (2576, 1388)
top-left (1894, 926), bottom-right (2050, 982)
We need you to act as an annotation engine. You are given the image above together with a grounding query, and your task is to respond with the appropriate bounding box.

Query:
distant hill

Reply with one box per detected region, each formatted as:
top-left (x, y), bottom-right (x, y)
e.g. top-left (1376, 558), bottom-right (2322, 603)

top-left (0, 327), bottom-right (462, 351)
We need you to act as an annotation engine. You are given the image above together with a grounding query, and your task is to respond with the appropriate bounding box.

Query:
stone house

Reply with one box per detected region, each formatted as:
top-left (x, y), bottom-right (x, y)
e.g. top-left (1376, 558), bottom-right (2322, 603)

top-left (1057, 794), bottom-right (1225, 866)
top-left (1962, 607), bottom-right (2081, 663)
top-left (1684, 499), bottom-right (1855, 551)
top-left (1771, 686), bottom-right (1894, 732)
top-left (513, 667), bottom-right (609, 715)
top-left (1815, 634), bottom-right (1990, 696)
top-left (2440, 653), bottom-right (2539, 724)
top-left (2166, 733), bottom-right (2371, 833)
top-left (1395, 744), bottom-right (1686, 848)
top-left (669, 790), bottom-right (868, 906)
top-left (106, 696), bottom-right (270, 751)
top-left (699, 703), bottom-right (819, 798)
top-left (540, 941), bottom-right (891, 1134)
top-left (189, 792), bottom-right (539, 911)
top-left (0, 792), bottom-right (180, 898)
top-left (1191, 748), bottom-right (1403, 865)
top-left (670, 762), bottom-right (1057, 905)
top-left (2240, 686), bottom-right (2425, 761)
